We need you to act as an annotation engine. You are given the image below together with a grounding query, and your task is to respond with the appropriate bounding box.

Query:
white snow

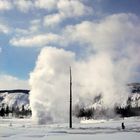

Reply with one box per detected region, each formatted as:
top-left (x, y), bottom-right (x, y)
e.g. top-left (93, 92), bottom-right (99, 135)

top-left (0, 92), bottom-right (29, 109)
top-left (0, 117), bottom-right (140, 140)
top-left (131, 93), bottom-right (140, 107)
top-left (81, 119), bottom-right (107, 124)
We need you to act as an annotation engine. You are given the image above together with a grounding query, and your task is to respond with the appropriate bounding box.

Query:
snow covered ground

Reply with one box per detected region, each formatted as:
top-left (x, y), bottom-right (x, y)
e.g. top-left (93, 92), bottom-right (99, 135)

top-left (0, 117), bottom-right (140, 140)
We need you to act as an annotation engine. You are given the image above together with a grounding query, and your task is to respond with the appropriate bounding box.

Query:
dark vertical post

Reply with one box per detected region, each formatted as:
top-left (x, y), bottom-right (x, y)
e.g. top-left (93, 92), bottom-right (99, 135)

top-left (69, 67), bottom-right (72, 128)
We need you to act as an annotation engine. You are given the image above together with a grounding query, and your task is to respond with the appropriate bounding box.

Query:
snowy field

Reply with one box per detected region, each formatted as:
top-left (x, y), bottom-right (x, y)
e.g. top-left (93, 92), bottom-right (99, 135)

top-left (0, 117), bottom-right (140, 140)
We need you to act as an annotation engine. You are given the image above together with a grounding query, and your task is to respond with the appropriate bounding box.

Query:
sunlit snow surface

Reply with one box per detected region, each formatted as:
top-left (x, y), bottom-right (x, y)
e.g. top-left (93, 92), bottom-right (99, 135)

top-left (0, 117), bottom-right (140, 140)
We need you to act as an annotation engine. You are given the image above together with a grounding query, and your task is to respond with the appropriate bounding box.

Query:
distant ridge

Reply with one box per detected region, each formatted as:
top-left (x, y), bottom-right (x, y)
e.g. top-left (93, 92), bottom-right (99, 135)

top-left (128, 83), bottom-right (140, 93)
top-left (0, 89), bottom-right (30, 94)
top-left (127, 83), bottom-right (140, 87)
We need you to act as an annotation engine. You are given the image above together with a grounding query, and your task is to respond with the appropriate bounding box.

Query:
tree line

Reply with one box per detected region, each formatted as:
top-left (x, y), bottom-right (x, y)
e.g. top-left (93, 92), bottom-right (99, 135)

top-left (0, 104), bottom-right (32, 118)
top-left (74, 96), bottom-right (140, 119)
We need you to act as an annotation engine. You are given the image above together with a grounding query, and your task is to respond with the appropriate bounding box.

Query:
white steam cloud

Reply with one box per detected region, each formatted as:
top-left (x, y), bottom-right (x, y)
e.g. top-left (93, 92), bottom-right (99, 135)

top-left (29, 47), bottom-right (75, 124)
top-left (29, 13), bottom-right (140, 124)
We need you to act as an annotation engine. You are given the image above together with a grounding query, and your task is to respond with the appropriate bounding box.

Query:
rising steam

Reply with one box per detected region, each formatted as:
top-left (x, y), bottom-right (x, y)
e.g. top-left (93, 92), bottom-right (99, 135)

top-left (29, 13), bottom-right (140, 124)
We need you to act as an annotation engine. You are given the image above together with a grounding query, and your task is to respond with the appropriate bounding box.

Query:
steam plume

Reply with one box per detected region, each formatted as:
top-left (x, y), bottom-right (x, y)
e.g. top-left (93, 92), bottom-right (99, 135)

top-left (29, 13), bottom-right (140, 124)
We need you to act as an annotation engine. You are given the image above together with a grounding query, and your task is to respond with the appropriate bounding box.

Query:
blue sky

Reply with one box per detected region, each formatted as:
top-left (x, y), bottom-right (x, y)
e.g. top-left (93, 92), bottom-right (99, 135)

top-left (0, 0), bottom-right (140, 89)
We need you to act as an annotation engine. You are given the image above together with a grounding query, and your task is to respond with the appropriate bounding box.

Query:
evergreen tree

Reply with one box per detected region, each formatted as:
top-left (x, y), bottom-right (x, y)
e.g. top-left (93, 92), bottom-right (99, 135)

top-left (11, 106), bottom-right (15, 117)
top-left (15, 106), bottom-right (20, 117)
top-left (0, 107), bottom-right (5, 117)
top-left (5, 105), bottom-right (10, 116)
top-left (21, 105), bottom-right (25, 116)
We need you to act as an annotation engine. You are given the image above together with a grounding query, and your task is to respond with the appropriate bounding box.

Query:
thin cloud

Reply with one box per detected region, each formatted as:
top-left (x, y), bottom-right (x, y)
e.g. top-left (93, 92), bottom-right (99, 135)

top-left (0, 0), bottom-right (12, 11)
top-left (44, 0), bottom-right (93, 27)
top-left (10, 33), bottom-right (62, 47)
top-left (0, 23), bottom-right (10, 34)
top-left (35, 0), bottom-right (57, 11)
top-left (14, 0), bottom-right (34, 13)
top-left (0, 74), bottom-right (29, 90)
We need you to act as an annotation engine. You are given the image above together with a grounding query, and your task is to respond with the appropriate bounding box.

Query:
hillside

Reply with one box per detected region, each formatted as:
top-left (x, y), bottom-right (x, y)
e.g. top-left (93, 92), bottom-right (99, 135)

top-left (128, 83), bottom-right (140, 93)
top-left (0, 83), bottom-right (140, 117)
top-left (0, 89), bottom-right (29, 94)
top-left (0, 89), bottom-right (30, 110)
